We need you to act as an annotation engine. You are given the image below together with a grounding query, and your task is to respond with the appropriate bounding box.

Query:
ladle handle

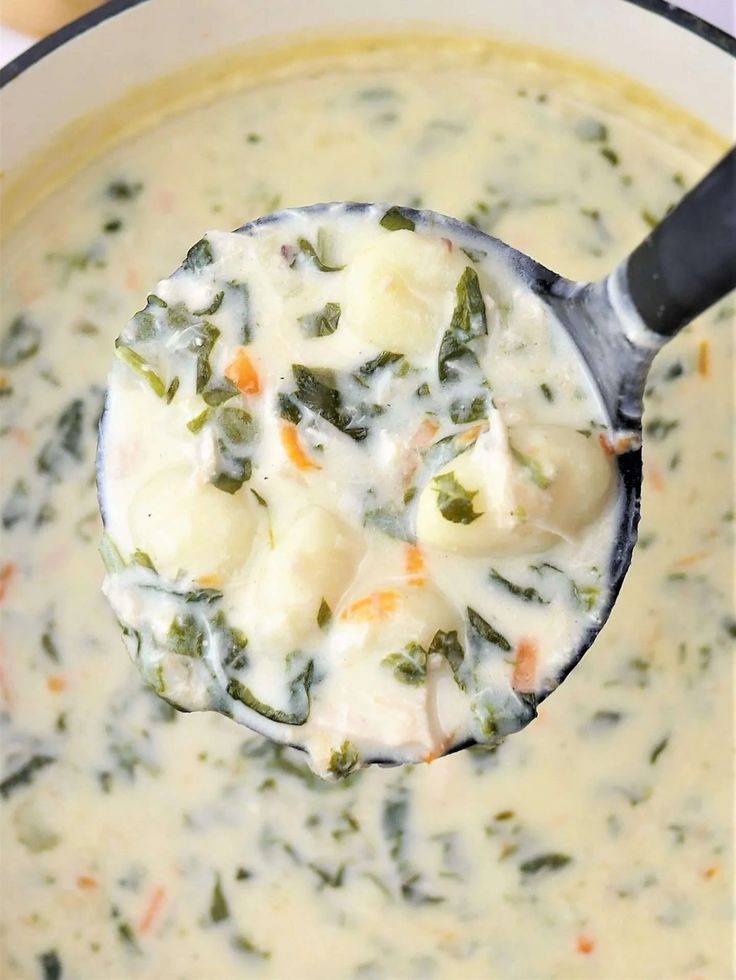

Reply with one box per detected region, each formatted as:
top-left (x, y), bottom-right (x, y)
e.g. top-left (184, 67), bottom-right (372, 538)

top-left (625, 146), bottom-right (736, 337)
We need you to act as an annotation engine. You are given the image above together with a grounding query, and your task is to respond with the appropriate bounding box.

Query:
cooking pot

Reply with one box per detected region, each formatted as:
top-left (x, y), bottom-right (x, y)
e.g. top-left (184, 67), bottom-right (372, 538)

top-left (1, 0), bottom-right (733, 207)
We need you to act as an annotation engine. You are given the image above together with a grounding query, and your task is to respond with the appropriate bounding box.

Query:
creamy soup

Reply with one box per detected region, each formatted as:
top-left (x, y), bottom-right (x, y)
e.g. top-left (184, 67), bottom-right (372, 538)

top-left (1, 36), bottom-right (733, 980)
top-left (99, 205), bottom-right (617, 773)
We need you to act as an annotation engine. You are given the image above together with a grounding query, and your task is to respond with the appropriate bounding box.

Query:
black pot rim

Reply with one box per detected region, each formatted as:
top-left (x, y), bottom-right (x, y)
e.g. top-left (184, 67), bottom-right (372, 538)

top-left (1, 0), bottom-right (733, 89)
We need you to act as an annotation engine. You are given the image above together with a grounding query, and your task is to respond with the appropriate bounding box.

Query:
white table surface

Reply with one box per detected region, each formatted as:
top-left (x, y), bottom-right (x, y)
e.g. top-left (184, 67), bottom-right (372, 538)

top-left (1, 1), bottom-right (733, 68)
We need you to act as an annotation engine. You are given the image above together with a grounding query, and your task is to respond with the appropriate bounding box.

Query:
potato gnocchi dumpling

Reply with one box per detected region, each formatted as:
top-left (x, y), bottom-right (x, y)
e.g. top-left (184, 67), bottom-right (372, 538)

top-left (99, 204), bottom-right (622, 777)
top-left (342, 228), bottom-right (470, 356)
top-left (416, 423), bottom-right (615, 555)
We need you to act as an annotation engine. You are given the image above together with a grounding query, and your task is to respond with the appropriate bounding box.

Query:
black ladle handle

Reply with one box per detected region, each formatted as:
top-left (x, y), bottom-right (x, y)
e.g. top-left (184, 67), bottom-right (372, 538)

top-left (625, 146), bottom-right (736, 338)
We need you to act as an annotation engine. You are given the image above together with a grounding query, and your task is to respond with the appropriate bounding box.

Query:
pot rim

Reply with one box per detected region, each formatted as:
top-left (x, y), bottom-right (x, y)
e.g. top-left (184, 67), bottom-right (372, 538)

top-left (1, 0), bottom-right (733, 90)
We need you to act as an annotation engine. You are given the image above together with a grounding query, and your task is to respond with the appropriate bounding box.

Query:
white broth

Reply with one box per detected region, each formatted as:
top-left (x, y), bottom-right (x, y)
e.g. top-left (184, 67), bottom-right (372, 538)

top-left (0, 36), bottom-right (732, 980)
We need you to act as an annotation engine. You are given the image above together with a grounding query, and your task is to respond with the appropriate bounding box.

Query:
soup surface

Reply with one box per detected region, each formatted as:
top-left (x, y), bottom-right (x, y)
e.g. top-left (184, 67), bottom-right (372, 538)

top-left (1, 35), bottom-right (733, 980)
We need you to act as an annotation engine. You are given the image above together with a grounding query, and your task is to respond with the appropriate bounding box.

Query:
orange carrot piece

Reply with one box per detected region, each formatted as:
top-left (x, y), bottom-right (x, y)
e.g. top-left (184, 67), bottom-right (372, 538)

top-left (47, 675), bottom-right (66, 693)
top-left (598, 433), bottom-right (615, 457)
top-left (197, 573), bottom-right (223, 588)
top-left (138, 885), bottom-right (167, 933)
top-left (77, 875), bottom-right (98, 890)
top-left (280, 422), bottom-right (321, 471)
top-left (410, 416), bottom-right (440, 449)
top-left (339, 591), bottom-right (400, 623)
top-left (0, 563), bottom-right (16, 602)
top-left (672, 551), bottom-right (708, 569)
top-left (405, 544), bottom-right (426, 586)
top-left (576, 934), bottom-right (595, 955)
top-left (511, 638), bottom-right (537, 693)
top-left (703, 866), bottom-right (719, 879)
top-left (225, 347), bottom-right (262, 395)
top-left (456, 422), bottom-right (488, 447)
top-left (644, 461), bottom-right (665, 492)
top-left (697, 339), bottom-right (710, 378)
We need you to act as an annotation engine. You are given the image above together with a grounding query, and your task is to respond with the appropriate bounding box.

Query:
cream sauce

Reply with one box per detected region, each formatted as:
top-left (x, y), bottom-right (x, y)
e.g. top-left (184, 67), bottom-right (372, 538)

top-left (0, 37), bottom-right (733, 980)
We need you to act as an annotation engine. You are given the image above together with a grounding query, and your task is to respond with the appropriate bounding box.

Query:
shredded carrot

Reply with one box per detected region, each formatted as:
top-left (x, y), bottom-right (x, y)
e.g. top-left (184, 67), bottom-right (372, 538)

top-left (672, 551), bottom-right (709, 569)
top-left (598, 433), bottom-right (615, 457)
top-left (410, 416), bottom-right (440, 449)
top-left (644, 461), bottom-right (665, 492)
top-left (138, 885), bottom-right (167, 933)
top-left (47, 675), bottom-right (66, 693)
top-left (405, 544), bottom-right (426, 586)
top-left (599, 432), bottom-right (638, 456)
top-left (576, 934), bottom-right (595, 955)
top-left (77, 875), bottom-right (98, 890)
top-left (279, 422), bottom-right (321, 471)
top-left (225, 347), bottom-right (262, 395)
top-left (423, 735), bottom-right (455, 764)
top-left (339, 591), bottom-right (400, 623)
top-left (197, 573), bottom-right (223, 588)
top-left (0, 563), bottom-right (16, 602)
top-left (703, 866), bottom-right (719, 879)
top-left (697, 338), bottom-right (710, 378)
top-left (456, 422), bottom-right (488, 447)
top-left (11, 428), bottom-right (33, 448)
top-left (511, 638), bottom-right (537, 693)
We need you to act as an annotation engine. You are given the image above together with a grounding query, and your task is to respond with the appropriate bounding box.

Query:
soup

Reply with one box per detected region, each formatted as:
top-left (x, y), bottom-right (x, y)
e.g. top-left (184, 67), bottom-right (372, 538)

top-left (99, 205), bottom-right (618, 773)
top-left (1, 35), bottom-right (732, 979)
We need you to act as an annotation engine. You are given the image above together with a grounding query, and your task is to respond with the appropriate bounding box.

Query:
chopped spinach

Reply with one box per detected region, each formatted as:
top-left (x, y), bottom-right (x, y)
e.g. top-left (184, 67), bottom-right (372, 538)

top-left (290, 237), bottom-right (344, 273)
top-left (166, 614), bottom-right (205, 658)
top-left (1, 755), bottom-right (55, 799)
top-left (214, 611), bottom-right (248, 671)
top-left (298, 301), bottom-right (341, 338)
top-left (379, 207), bottom-right (416, 232)
top-left (209, 874), bottom-right (230, 922)
top-left (600, 146), bottom-right (620, 166)
top-left (449, 393), bottom-right (490, 424)
top-left (327, 741), bottom-right (361, 778)
top-left (356, 350), bottom-right (403, 378)
top-left (182, 237), bottom-right (214, 272)
top-left (193, 291), bottom-right (224, 317)
top-left (467, 607), bottom-right (511, 652)
top-left (0, 315), bottom-right (41, 366)
top-left (511, 447), bottom-right (551, 490)
top-left (574, 117), bottom-right (608, 142)
top-left (36, 394), bottom-right (100, 482)
top-left (227, 660), bottom-right (314, 725)
top-left (450, 267), bottom-right (487, 341)
top-left (489, 569), bottom-right (548, 604)
top-left (38, 950), bottom-right (63, 980)
top-left (519, 852), bottom-right (572, 875)
top-left (571, 580), bottom-right (600, 612)
top-left (288, 365), bottom-right (368, 441)
top-left (232, 935), bottom-right (271, 959)
top-left (644, 417), bottom-right (680, 441)
top-left (317, 599), bottom-right (332, 631)
top-left (363, 506), bottom-right (412, 542)
top-left (649, 735), bottom-right (670, 765)
top-left (431, 471), bottom-right (483, 524)
top-left (382, 642), bottom-right (428, 685)
top-left (107, 179), bottom-right (143, 200)
top-left (428, 629), bottom-right (466, 690)
top-left (114, 344), bottom-right (165, 397)
top-left (540, 382), bottom-right (554, 402)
